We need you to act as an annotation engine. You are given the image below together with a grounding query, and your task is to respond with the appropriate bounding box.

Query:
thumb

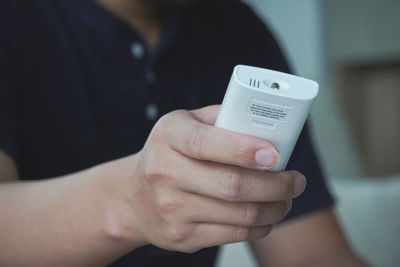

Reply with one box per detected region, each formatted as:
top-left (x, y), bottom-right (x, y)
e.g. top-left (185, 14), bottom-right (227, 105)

top-left (191, 105), bottom-right (221, 125)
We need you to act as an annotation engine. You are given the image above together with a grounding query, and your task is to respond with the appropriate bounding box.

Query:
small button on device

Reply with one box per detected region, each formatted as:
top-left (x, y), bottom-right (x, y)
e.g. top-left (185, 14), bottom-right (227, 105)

top-left (146, 103), bottom-right (159, 121)
top-left (271, 82), bottom-right (280, 90)
top-left (131, 42), bottom-right (145, 59)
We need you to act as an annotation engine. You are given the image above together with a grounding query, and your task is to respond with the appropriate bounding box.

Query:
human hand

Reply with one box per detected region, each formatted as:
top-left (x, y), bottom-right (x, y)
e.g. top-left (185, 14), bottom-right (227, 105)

top-left (129, 105), bottom-right (306, 253)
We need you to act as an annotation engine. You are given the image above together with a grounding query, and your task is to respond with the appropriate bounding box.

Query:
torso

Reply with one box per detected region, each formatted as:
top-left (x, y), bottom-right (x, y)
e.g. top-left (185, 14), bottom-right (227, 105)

top-left (0, 0), bottom-right (333, 265)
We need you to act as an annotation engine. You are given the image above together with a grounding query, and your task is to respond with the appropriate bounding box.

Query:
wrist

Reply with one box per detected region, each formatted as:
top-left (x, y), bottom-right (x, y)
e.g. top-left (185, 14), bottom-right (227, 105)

top-left (88, 153), bottom-right (147, 251)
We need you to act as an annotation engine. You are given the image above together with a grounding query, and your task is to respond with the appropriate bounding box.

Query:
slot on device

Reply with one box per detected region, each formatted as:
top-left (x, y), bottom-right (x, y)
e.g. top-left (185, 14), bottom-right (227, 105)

top-left (252, 119), bottom-right (275, 129)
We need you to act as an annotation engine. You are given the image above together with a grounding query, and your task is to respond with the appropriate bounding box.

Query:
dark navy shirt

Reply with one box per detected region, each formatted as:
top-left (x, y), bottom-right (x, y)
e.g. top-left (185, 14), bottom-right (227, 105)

top-left (0, 0), bottom-right (333, 266)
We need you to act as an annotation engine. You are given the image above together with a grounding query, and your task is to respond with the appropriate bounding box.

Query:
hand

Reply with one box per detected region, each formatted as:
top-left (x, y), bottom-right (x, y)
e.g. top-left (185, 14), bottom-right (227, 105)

top-left (129, 105), bottom-right (306, 253)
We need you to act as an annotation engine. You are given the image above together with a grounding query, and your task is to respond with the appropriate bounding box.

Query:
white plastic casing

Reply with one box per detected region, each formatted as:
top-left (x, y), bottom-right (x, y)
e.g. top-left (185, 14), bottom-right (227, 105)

top-left (215, 65), bottom-right (319, 171)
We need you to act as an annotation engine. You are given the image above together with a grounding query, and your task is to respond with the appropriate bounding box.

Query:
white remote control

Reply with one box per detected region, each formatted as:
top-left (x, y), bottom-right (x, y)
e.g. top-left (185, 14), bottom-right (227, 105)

top-left (215, 65), bottom-right (319, 171)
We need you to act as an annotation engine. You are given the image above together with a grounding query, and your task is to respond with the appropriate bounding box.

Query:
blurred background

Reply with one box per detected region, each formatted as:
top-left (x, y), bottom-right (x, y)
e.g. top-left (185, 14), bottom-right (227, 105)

top-left (217, 0), bottom-right (400, 266)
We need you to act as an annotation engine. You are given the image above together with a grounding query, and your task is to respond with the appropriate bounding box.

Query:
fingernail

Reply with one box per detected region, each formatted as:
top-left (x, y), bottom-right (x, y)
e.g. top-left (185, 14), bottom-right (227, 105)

top-left (255, 149), bottom-right (279, 168)
top-left (293, 175), bottom-right (306, 197)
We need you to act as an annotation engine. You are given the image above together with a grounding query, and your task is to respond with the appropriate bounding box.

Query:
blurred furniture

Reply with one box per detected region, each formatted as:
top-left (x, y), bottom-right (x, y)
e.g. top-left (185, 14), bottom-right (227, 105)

top-left (337, 62), bottom-right (400, 176)
top-left (329, 175), bottom-right (400, 267)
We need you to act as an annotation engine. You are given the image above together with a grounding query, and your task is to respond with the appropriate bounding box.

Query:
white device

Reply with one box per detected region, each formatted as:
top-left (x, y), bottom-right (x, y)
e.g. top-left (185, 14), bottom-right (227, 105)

top-left (215, 65), bottom-right (319, 171)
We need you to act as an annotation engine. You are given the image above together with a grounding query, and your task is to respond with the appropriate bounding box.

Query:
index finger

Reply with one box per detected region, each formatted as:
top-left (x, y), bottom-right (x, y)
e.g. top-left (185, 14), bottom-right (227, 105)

top-left (165, 106), bottom-right (279, 170)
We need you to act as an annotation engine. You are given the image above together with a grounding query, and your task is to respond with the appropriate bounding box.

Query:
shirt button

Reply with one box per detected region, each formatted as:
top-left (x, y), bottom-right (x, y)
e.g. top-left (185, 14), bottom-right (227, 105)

top-left (146, 103), bottom-right (159, 121)
top-left (131, 42), bottom-right (145, 59)
top-left (146, 71), bottom-right (156, 84)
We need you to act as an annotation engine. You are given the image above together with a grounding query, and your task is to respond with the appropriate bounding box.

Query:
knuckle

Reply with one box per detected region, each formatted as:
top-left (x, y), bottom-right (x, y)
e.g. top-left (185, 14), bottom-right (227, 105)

top-left (152, 113), bottom-right (170, 140)
top-left (161, 110), bottom-right (184, 123)
top-left (241, 204), bottom-right (261, 226)
top-left (143, 153), bottom-right (166, 183)
top-left (145, 173), bottom-right (166, 184)
top-left (220, 170), bottom-right (246, 201)
top-left (152, 110), bottom-right (185, 142)
top-left (229, 140), bottom-right (255, 163)
top-left (185, 123), bottom-right (208, 158)
top-left (233, 226), bottom-right (251, 242)
top-left (166, 225), bottom-right (192, 244)
top-left (157, 194), bottom-right (184, 214)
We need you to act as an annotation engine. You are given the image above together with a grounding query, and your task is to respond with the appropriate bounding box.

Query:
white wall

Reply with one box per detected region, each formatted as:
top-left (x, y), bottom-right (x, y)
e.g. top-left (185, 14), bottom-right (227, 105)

top-left (241, 0), bottom-right (364, 178)
top-left (320, 0), bottom-right (400, 177)
top-left (217, 1), bottom-right (400, 266)
top-left (243, 0), bottom-right (323, 79)
top-left (324, 0), bottom-right (400, 67)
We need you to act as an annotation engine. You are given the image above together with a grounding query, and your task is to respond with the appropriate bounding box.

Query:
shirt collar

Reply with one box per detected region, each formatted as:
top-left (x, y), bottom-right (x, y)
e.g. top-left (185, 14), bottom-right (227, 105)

top-left (68, 0), bottom-right (182, 57)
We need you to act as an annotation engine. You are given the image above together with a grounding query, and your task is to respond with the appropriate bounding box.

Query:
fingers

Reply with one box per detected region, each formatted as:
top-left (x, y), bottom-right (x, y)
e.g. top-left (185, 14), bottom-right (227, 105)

top-left (187, 223), bottom-right (273, 251)
top-left (141, 106), bottom-right (308, 253)
top-left (183, 193), bottom-right (292, 227)
top-left (160, 108), bottom-right (279, 170)
top-left (165, 152), bottom-right (306, 202)
top-left (163, 223), bottom-right (272, 253)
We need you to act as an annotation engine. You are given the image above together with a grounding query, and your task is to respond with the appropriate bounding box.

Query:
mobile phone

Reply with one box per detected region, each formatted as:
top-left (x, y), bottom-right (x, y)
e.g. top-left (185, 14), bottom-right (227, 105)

top-left (215, 65), bottom-right (319, 171)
